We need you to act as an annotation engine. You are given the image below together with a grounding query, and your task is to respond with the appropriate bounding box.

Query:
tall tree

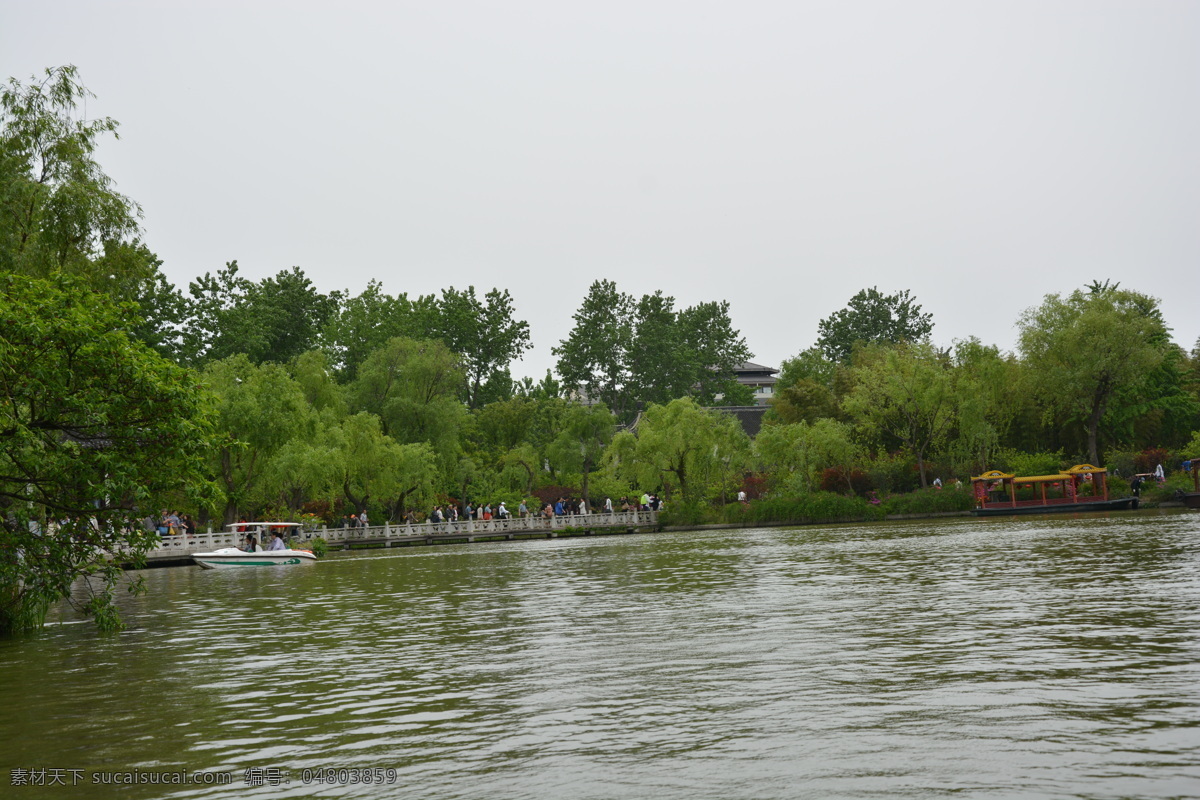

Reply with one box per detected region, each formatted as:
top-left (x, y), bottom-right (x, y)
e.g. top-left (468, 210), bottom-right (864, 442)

top-left (678, 300), bottom-right (753, 404)
top-left (842, 342), bottom-right (957, 488)
top-left (755, 419), bottom-right (859, 495)
top-left (946, 337), bottom-right (1025, 474)
top-left (609, 398), bottom-right (751, 503)
top-left (320, 280), bottom-right (435, 381)
top-left (546, 404), bottom-right (617, 501)
top-left (349, 337), bottom-right (466, 480)
top-left (203, 355), bottom-right (313, 524)
top-left (0, 65), bottom-right (139, 279)
top-left (1018, 287), bottom-right (1168, 465)
top-left (816, 287), bottom-right (934, 363)
top-left (0, 65), bottom-right (182, 354)
top-left (0, 274), bottom-right (215, 632)
top-left (553, 279), bottom-right (635, 415)
top-left (554, 281), bottom-right (752, 420)
top-left (431, 286), bottom-right (532, 409)
top-left (181, 263), bottom-right (338, 366)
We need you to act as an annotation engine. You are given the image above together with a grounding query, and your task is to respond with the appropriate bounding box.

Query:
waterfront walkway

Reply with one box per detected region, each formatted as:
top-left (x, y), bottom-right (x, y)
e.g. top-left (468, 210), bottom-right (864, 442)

top-left (146, 511), bottom-right (661, 565)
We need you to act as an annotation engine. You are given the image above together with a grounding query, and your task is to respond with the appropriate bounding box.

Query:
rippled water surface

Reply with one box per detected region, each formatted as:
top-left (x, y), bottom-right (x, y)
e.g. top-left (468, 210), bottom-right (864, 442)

top-left (3, 512), bottom-right (1200, 799)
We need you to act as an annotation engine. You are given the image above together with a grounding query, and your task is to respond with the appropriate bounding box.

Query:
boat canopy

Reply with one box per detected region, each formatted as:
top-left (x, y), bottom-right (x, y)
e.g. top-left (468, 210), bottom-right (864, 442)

top-left (1010, 474), bottom-right (1070, 484)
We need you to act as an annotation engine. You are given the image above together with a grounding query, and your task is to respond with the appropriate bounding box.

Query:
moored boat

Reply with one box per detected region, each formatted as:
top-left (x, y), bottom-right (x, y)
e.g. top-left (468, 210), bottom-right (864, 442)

top-left (970, 464), bottom-right (1138, 517)
top-left (192, 522), bottom-right (317, 569)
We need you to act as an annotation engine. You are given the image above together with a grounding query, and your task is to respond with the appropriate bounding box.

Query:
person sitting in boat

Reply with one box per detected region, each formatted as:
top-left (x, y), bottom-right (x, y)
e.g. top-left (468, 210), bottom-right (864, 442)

top-left (242, 534), bottom-right (259, 553)
top-left (268, 531), bottom-right (287, 551)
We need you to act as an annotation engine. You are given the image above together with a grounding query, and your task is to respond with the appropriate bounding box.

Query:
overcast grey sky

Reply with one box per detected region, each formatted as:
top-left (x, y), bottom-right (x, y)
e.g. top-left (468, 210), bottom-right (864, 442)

top-left (4, 1), bottom-right (1198, 377)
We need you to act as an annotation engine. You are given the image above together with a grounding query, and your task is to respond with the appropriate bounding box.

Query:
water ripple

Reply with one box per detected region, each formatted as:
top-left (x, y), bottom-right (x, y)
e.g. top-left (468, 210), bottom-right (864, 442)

top-left (1, 512), bottom-right (1199, 798)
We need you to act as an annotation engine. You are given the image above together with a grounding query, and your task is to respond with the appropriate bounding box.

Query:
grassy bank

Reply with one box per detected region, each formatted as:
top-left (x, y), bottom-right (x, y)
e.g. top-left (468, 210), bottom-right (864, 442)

top-left (659, 488), bottom-right (976, 527)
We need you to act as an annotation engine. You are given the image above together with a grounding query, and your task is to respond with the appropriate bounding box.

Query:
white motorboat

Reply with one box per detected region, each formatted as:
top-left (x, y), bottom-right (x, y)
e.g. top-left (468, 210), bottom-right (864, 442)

top-left (193, 522), bottom-right (317, 569)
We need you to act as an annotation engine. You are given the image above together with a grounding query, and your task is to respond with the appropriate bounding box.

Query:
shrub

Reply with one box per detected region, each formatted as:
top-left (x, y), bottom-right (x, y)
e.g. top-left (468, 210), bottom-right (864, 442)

top-left (881, 487), bottom-right (975, 515)
top-left (1104, 449), bottom-right (1137, 478)
top-left (658, 501), bottom-right (714, 526)
top-left (301, 499), bottom-right (334, 523)
top-left (818, 467), bottom-right (874, 497)
top-left (718, 493), bottom-right (885, 526)
top-left (996, 449), bottom-right (1065, 477)
top-left (865, 453), bottom-right (921, 493)
top-left (1140, 473), bottom-right (1194, 505)
top-left (1134, 447), bottom-right (1172, 475)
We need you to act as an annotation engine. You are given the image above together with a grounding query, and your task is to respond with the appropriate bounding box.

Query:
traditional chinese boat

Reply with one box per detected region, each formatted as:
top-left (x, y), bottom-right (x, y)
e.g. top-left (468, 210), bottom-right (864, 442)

top-left (192, 522), bottom-right (317, 569)
top-left (970, 464), bottom-right (1138, 517)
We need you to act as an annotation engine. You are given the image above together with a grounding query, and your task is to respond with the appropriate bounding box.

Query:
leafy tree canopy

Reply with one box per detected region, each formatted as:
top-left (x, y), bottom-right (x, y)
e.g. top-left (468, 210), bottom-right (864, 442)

top-left (816, 287), bottom-right (933, 363)
top-left (0, 274), bottom-right (215, 633)
top-left (554, 281), bottom-right (752, 420)
top-left (0, 65), bottom-right (182, 355)
top-left (1018, 287), bottom-right (1168, 465)
top-left (181, 262), bottom-right (340, 367)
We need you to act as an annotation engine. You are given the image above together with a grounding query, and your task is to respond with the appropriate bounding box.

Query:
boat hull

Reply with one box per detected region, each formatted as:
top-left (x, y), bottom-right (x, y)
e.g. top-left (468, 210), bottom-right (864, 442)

top-left (970, 497), bottom-right (1138, 517)
top-left (193, 548), bottom-right (317, 569)
top-left (1182, 493), bottom-right (1200, 510)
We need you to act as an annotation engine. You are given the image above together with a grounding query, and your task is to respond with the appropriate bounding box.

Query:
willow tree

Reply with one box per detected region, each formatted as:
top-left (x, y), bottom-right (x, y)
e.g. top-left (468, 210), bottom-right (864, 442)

top-left (842, 342), bottom-right (956, 489)
top-left (1018, 288), bottom-right (1168, 465)
top-left (1, 65), bottom-right (182, 356)
top-left (609, 398), bottom-right (751, 503)
top-left (203, 355), bottom-right (313, 524)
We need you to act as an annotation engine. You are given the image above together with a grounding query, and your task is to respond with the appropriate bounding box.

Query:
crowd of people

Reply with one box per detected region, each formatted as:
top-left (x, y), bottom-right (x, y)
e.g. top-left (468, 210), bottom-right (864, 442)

top-left (331, 493), bottom-right (665, 528)
top-left (145, 510), bottom-right (196, 537)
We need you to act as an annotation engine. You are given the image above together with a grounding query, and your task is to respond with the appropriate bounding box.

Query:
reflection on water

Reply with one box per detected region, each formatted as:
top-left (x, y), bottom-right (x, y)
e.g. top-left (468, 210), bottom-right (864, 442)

top-left (2, 512), bottom-right (1199, 799)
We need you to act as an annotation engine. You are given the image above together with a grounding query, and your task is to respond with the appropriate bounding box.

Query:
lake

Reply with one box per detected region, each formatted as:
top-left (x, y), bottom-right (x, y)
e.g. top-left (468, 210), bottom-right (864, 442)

top-left (2, 511), bottom-right (1199, 799)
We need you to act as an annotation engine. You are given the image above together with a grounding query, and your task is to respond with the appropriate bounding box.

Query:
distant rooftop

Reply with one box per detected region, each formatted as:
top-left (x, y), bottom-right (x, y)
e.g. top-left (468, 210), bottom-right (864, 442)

top-left (732, 361), bottom-right (779, 375)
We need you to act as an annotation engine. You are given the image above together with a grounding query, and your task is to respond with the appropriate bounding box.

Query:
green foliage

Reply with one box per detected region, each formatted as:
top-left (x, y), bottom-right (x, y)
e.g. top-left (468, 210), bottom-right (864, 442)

top-left (1139, 473), bottom-right (1195, 505)
top-left (0, 65), bottom-right (140, 279)
top-left (843, 342), bottom-right (956, 488)
top-left (864, 453), bottom-right (922, 494)
top-left (0, 274), bottom-right (216, 632)
top-left (545, 404), bottom-right (616, 502)
top-left (713, 493), bottom-right (885, 526)
top-left (430, 286), bottom-right (531, 408)
top-left (1018, 287), bottom-right (1169, 465)
top-left (202, 355), bottom-right (312, 523)
top-left (768, 379), bottom-right (839, 425)
top-left (553, 281), bottom-right (751, 421)
top-left (776, 347), bottom-right (838, 391)
top-left (319, 280), bottom-right (434, 381)
top-left (945, 338), bottom-right (1025, 476)
top-left (349, 337), bottom-right (465, 470)
top-left (755, 419), bottom-right (859, 494)
top-left (816, 287), bottom-right (934, 363)
top-left (553, 280), bottom-right (635, 416)
top-left (180, 263), bottom-right (339, 367)
top-left (994, 449), bottom-right (1065, 477)
top-left (0, 66), bottom-right (182, 355)
top-left (306, 537), bottom-right (329, 558)
top-left (610, 398), bottom-right (751, 503)
top-left (880, 488), bottom-right (974, 515)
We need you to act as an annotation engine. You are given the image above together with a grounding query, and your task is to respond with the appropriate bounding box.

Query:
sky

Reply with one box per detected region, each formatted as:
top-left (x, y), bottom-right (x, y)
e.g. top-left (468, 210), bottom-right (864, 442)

top-left (4, 1), bottom-right (1198, 379)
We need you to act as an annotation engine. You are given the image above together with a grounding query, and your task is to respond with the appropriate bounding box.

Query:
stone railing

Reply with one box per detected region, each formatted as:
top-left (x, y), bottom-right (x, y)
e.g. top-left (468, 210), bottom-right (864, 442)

top-left (147, 511), bottom-right (659, 559)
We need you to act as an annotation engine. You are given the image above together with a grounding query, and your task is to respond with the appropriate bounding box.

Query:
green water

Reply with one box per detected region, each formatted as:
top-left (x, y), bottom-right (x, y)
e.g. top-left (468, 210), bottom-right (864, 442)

top-left (2, 512), bottom-right (1199, 799)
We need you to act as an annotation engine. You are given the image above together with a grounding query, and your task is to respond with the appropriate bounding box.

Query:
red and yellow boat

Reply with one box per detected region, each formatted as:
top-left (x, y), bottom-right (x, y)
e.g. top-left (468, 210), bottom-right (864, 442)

top-left (970, 464), bottom-right (1137, 516)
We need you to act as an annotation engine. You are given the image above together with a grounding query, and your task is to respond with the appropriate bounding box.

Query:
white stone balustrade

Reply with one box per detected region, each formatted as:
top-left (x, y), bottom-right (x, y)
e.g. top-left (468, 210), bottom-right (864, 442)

top-left (146, 511), bottom-right (659, 560)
